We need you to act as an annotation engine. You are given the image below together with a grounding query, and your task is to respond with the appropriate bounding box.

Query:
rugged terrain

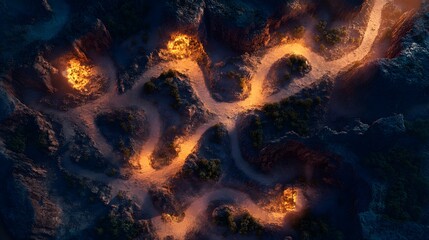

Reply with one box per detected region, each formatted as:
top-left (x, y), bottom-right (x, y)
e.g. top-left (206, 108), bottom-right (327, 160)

top-left (0, 0), bottom-right (428, 239)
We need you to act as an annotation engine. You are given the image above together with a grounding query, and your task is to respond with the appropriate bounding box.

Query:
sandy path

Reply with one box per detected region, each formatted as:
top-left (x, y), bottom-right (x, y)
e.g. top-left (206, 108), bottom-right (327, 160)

top-left (152, 188), bottom-right (286, 239)
top-left (42, 0), bottom-right (390, 238)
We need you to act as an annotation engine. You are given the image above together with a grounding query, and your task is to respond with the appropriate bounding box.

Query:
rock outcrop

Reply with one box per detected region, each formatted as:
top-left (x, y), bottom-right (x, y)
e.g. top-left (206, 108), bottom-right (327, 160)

top-left (329, 11), bottom-right (429, 121)
top-left (0, 150), bottom-right (61, 240)
top-left (210, 54), bottom-right (256, 102)
top-left (73, 19), bottom-right (112, 55)
top-left (0, 86), bottom-right (16, 122)
top-left (96, 108), bottom-right (149, 163)
top-left (12, 54), bottom-right (58, 93)
top-left (204, 0), bottom-right (271, 53)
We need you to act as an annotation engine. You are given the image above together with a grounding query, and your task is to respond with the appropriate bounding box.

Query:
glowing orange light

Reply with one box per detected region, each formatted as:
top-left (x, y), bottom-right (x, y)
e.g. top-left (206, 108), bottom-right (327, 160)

top-left (65, 58), bottom-right (94, 91)
top-left (167, 34), bottom-right (192, 59)
top-left (281, 187), bottom-right (298, 211)
top-left (159, 34), bottom-right (205, 61)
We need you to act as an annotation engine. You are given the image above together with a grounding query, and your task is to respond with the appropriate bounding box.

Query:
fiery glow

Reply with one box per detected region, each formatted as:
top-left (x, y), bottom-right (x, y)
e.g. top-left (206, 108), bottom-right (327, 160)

top-left (281, 187), bottom-right (298, 211)
top-left (264, 187), bottom-right (300, 214)
top-left (167, 34), bottom-right (192, 59)
top-left (65, 58), bottom-right (94, 91)
top-left (159, 33), bottom-right (205, 61)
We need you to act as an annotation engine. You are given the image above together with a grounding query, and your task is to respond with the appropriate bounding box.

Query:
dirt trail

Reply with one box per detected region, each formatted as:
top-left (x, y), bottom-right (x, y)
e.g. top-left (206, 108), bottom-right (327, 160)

top-left (44, 0), bottom-right (390, 238)
top-left (152, 188), bottom-right (287, 239)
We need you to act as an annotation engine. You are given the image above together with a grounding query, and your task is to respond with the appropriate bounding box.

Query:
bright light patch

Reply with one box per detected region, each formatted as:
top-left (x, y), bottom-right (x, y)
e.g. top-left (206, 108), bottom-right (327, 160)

top-left (282, 187), bottom-right (298, 211)
top-left (65, 58), bottom-right (93, 91)
top-left (159, 33), bottom-right (205, 61)
top-left (167, 34), bottom-right (192, 59)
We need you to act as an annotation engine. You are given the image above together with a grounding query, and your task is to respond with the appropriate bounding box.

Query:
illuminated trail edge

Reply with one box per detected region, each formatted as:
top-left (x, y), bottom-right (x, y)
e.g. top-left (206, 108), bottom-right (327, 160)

top-left (48, 0), bottom-right (389, 238)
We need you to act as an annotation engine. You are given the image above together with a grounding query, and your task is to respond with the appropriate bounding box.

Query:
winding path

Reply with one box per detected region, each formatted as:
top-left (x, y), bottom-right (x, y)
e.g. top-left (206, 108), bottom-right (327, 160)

top-left (43, 0), bottom-right (390, 238)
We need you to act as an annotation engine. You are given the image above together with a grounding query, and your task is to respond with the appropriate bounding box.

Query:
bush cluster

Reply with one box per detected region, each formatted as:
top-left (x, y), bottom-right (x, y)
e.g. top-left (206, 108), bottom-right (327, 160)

top-left (213, 207), bottom-right (263, 235)
top-left (262, 96), bottom-right (321, 136)
top-left (183, 157), bottom-right (221, 181)
top-left (315, 21), bottom-right (346, 47)
top-left (363, 148), bottom-right (429, 220)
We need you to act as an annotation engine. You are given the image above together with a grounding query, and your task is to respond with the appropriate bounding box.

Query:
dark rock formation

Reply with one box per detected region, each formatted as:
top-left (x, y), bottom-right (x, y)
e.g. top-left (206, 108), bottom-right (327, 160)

top-left (238, 79), bottom-right (332, 171)
top-left (0, 115), bottom-right (61, 240)
top-left (264, 54), bottom-right (312, 94)
top-left (69, 131), bottom-right (108, 172)
top-left (143, 70), bottom-right (210, 131)
top-left (210, 55), bottom-right (256, 102)
top-left (96, 108), bottom-right (149, 163)
top-left (0, 104), bottom-right (61, 240)
top-left (166, 0), bottom-right (205, 32)
top-left (0, 109), bottom-right (59, 155)
top-left (0, 86), bottom-right (16, 122)
top-left (367, 114), bottom-right (406, 137)
top-left (142, 70), bottom-right (211, 168)
top-left (204, 0), bottom-right (271, 53)
top-left (73, 19), bottom-right (112, 55)
top-left (94, 195), bottom-right (158, 240)
top-left (329, 10), bottom-right (429, 122)
top-left (12, 54), bottom-right (58, 93)
top-left (0, 153), bottom-right (62, 240)
top-left (149, 187), bottom-right (184, 217)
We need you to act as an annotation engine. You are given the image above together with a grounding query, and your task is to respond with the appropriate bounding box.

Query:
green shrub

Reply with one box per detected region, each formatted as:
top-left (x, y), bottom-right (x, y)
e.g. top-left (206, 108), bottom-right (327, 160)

top-left (117, 139), bottom-right (132, 160)
top-left (237, 212), bottom-right (263, 235)
top-left (213, 208), bottom-right (263, 235)
top-left (143, 81), bottom-right (157, 94)
top-left (168, 83), bottom-right (182, 110)
top-left (363, 148), bottom-right (429, 221)
top-left (184, 158), bottom-right (221, 181)
top-left (250, 116), bottom-right (263, 149)
top-left (406, 119), bottom-right (429, 141)
top-left (261, 96), bottom-right (319, 136)
top-left (285, 55), bottom-right (311, 75)
top-left (213, 124), bottom-right (226, 143)
top-left (95, 213), bottom-right (143, 240)
top-left (292, 213), bottom-right (343, 240)
top-left (292, 26), bottom-right (306, 39)
top-left (102, 1), bottom-right (150, 39)
top-left (160, 69), bottom-right (177, 79)
top-left (106, 167), bottom-right (119, 177)
top-left (315, 21), bottom-right (346, 46)
top-left (6, 131), bottom-right (26, 153)
top-left (213, 206), bottom-right (237, 232)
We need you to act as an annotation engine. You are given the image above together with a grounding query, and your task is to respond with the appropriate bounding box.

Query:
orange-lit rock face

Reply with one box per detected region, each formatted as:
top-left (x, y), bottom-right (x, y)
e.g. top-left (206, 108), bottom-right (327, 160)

top-left (264, 187), bottom-right (300, 214)
top-left (167, 34), bottom-right (192, 59)
top-left (282, 188), bottom-right (298, 211)
top-left (65, 58), bottom-right (94, 91)
top-left (159, 34), bottom-right (205, 61)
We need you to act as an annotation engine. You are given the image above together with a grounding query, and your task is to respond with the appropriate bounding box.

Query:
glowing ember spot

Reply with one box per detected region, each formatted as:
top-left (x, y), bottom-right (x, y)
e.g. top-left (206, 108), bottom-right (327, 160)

top-left (159, 33), bottom-right (205, 61)
top-left (167, 34), bottom-right (192, 59)
top-left (65, 58), bottom-right (93, 91)
top-left (282, 187), bottom-right (298, 211)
